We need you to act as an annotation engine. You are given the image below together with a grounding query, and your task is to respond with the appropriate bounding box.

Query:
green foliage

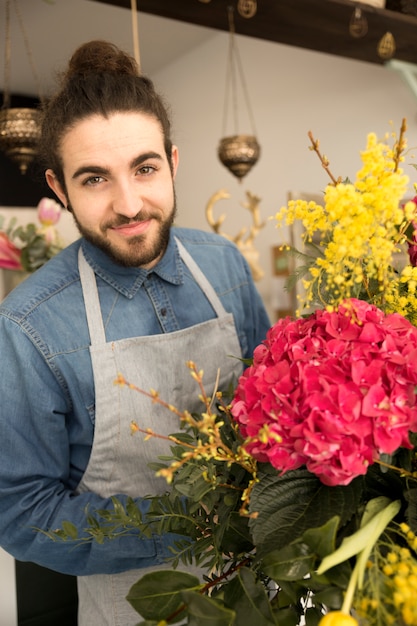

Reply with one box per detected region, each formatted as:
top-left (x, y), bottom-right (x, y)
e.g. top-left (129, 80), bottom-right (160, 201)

top-left (249, 469), bottom-right (363, 558)
top-left (15, 223), bottom-right (62, 271)
top-left (127, 570), bottom-right (201, 622)
top-left (45, 397), bottom-right (417, 625)
top-left (0, 213), bottom-right (62, 272)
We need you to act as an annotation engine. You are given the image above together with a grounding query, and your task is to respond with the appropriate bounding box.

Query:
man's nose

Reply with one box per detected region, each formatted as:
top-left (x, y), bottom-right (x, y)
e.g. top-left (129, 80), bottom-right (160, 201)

top-left (113, 182), bottom-right (144, 217)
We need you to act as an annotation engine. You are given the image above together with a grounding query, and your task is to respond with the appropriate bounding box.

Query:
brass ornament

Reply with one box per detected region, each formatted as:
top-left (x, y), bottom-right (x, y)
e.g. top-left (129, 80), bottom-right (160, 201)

top-left (349, 7), bottom-right (368, 38)
top-left (237, 0), bottom-right (257, 18)
top-left (1, 0), bottom-right (42, 174)
top-left (205, 188), bottom-right (265, 281)
top-left (218, 6), bottom-right (260, 181)
top-left (218, 135), bottom-right (260, 181)
top-left (0, 108), bottom-right (41, 175)
top-left (377, 31), bottom-right (396, 59)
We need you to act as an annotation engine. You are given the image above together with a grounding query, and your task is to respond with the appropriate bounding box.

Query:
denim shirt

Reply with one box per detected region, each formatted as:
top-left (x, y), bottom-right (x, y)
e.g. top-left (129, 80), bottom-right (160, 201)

top-left (0, 227), bottom-right (270, 576)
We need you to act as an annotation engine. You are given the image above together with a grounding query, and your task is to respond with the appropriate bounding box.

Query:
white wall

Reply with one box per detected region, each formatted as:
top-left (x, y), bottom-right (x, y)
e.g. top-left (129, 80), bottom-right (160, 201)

top-left (151, 33), bottom-right (417, 320)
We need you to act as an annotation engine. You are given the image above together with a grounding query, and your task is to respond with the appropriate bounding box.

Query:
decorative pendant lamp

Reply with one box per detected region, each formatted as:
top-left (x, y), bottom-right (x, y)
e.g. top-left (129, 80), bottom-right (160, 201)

top-left (349, 7), bottom-right (368, 38)
top-left (218, 5), bottom-right (260, 181)
top-left (0, 0), bottom-right (42, 175)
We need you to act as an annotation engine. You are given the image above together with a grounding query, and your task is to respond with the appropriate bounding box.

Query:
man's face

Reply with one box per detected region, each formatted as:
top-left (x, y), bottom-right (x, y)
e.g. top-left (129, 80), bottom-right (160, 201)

top-left (46, 112), bottom-right (179, 268)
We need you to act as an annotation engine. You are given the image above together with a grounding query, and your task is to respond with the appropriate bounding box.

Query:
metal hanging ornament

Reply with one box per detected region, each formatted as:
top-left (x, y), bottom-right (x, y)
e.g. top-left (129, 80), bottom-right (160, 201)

top-left (377, 31), bottom-right (396, 59)
top-left (237, 0), bottom-right (257, 18)
top-left (349, 7), bottom-right (368, 38)
top-left (0, 0), bottom-right (42, 175)
top-left (218, 6), bottom-right (260, 181)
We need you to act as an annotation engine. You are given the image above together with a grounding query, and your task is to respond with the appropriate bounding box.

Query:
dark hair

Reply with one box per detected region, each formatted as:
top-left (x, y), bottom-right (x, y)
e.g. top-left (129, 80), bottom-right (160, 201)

top-left (38, 40), bottom-right (173, 188)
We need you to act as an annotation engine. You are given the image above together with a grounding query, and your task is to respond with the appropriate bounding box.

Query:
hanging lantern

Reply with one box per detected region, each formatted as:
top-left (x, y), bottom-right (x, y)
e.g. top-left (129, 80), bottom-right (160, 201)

top-left (349, 7), bottom-right (368, 38)
top-left (0, 107), bottom-right (41, 175)
top-left (0, 0), bottom-right (42, 175)
top-left (218, 134), bottom-right (260, 180)
top-left (218, 6), bottom-right (260, 181)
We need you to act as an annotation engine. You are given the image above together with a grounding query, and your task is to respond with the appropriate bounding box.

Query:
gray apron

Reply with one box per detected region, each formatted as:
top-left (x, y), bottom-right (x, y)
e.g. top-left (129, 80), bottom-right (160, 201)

top-left (76, 239), bottom-right (243, 626)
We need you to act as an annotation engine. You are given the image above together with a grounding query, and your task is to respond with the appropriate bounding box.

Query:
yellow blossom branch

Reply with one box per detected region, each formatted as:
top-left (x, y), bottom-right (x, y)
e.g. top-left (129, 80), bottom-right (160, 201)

top-left (392, 118), bottom-right (407, 172)
top-left (115, 366), bottom-right (259, 514)
top-left (308, 131), bottom-right (342, 186)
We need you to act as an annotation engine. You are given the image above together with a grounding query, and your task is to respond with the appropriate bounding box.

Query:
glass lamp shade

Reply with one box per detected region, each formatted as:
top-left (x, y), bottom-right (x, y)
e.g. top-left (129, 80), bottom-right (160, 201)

top-left (218, 134), bottom-right (261, 180)
top-left (0, 107), bottom-right (41, 174)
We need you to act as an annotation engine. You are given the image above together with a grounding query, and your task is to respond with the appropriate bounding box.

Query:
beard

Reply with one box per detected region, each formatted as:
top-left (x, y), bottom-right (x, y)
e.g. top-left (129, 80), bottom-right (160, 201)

top-left (69, 195), bottom-right (177, 268)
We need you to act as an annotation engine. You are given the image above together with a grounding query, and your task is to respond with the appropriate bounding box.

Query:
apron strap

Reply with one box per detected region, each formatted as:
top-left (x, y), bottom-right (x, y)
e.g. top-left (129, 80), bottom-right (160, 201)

top-left (174, 237), bottom-right (226, 318)
top-left (78, 247), bottom-right (107, 346)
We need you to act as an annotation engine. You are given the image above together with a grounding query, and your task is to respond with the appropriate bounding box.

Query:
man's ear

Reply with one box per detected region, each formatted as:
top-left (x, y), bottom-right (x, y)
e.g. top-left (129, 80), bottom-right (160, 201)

top-left (171, 145), bottom-right (179, 179)
top-left (45, 169), bottom-right (68, 208)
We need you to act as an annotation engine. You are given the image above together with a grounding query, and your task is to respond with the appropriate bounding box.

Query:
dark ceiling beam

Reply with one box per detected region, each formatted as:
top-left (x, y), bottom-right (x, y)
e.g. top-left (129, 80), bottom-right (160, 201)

top-left (92, 0), bottom-right (417, 66)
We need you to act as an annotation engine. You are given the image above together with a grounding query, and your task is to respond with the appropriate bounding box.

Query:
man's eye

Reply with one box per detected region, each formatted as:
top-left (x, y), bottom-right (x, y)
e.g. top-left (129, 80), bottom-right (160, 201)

top-left (84, 176), bottom-right (104, 186)
top-left (137, 165), bottom-right (156, 176)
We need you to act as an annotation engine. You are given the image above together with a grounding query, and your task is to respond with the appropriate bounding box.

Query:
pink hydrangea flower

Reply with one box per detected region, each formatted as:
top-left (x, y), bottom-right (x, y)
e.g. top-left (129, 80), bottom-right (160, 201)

top-left (0, 232), bottom-right (23, 270)
top-left (231, 299), bottom-right (417, 486)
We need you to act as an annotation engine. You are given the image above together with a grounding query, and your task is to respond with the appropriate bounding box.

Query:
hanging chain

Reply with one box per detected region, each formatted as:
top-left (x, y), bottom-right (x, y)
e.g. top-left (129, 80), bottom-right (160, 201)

top-left (130, 0), bottom-right (141, 72)
top-left (2, 0), bottom-right (11, 108)
top-left (13, 0), bottom-right (43, 101)
top-left (222, 5), bottom-right (238, 135)
top-left (2, 0), bottom-right (44, 105)
top-left (221, 5), bottom-right (257, 137)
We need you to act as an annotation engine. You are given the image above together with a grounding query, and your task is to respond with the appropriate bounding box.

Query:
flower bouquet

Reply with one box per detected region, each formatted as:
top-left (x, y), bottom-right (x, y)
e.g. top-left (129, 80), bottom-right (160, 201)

top-left (0, 196), bottom-right (64, 273)
top-left (50, 121), bottom-right (417, 626)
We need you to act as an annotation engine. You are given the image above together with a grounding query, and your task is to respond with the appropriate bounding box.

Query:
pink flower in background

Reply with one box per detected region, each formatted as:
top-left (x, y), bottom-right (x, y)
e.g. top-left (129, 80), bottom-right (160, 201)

top-left (231, 299), bottom-right (417, 487)
top-left (37, 197), bottom-right (63, 245)
top-left (37, 197), bottom-right (62, 226)
top-left (0, 232), bottom-right (23, 270)
top-left (0, 197), bottom-right (64, 273)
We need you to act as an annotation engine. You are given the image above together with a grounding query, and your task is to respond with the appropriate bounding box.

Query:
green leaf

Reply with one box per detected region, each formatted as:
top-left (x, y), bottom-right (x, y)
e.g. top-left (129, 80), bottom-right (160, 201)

top-left (126, 570), bottom-right (201, 622)
top-left (223, 567), bottom-right (276, 625)
top-left (309, 559), bottom-right (352, 590)
top-left (316, 498), bottom-right (400, 575)
top-left (61, 521), bottom-right (78, 540)
top-left (405, 484), bottom-right (417, 534)
top-left (301, 516), bottom-right (340, 558)
top-left (181, 590), bottom-right (235, 626)
top-left (305, 605), bottom-right (323, 626)
top-left (262, 542), bottom-right (314, 582)
top-left (270, 607), bottom-right (300, 626)
top-left (221, 511), bottom-right (253, 555)
top-left (313, 585), bottom-right (343, 610)
top-left (250, 469), bottom-right (362, 558)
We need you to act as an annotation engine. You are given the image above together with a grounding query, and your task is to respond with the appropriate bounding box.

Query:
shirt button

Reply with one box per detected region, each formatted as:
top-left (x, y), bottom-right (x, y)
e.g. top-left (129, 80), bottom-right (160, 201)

top-left (160, 308), bottom-right (167, 316)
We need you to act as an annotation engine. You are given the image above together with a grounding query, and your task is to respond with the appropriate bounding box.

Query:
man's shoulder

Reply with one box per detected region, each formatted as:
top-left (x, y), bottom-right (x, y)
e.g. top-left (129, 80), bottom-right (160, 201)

top-left (172, 227), bottom-right (239, 253)
top-left (171, 227), bottom-right (249, 280)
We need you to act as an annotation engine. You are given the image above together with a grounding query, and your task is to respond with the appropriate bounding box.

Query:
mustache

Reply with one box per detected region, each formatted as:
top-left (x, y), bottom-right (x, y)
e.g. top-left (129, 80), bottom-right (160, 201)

top-left (103, 212), bottom-right (158, 229)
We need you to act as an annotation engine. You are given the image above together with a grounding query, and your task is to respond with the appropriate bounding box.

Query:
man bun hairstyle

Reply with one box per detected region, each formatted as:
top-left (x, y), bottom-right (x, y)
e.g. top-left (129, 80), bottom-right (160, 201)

top-left (66, 40), bottom-right (139, 77)
top-left (39, 40), bottom-right (173, 189)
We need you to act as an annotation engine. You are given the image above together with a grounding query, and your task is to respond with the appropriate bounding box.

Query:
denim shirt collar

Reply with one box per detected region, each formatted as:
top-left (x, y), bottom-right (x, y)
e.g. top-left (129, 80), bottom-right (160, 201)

top-left (80, 231), bottom-right (184, 298)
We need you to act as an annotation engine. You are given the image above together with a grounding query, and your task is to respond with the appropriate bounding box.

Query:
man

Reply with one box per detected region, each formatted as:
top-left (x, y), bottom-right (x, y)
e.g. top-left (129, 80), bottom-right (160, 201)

top-left (0, 41), bottom-right (270, 625)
